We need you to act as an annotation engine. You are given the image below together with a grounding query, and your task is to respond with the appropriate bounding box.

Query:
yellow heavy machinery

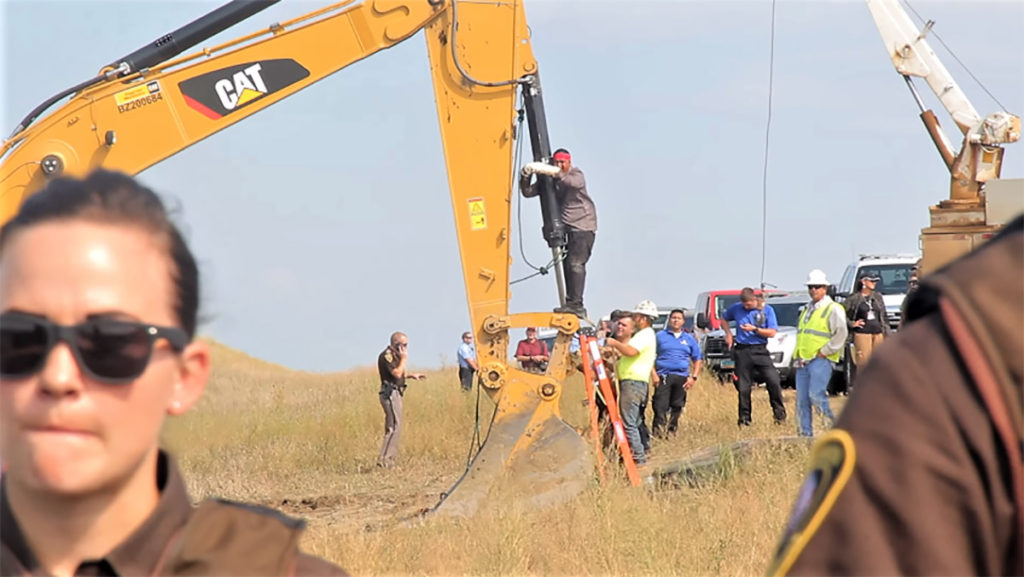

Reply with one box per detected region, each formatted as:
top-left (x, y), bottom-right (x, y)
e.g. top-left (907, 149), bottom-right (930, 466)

top-left (0, 0), bottom-right (591, 517)
top-left (866, 0), bottom-right (1023, 276)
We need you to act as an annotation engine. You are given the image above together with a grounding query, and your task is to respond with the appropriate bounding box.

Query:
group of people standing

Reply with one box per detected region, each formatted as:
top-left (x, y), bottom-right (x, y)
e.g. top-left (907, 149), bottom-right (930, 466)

top-left (392, 263), bottom-right (900, 471)
top-left (595, 301), bottom-right (703, 466)
top-left (719, 266), bottom-right (894, 438)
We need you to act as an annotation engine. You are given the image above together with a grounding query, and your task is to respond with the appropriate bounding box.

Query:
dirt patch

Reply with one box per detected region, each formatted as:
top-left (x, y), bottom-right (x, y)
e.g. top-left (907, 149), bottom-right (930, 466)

top-left (267, 476), bottom-right (456, 532)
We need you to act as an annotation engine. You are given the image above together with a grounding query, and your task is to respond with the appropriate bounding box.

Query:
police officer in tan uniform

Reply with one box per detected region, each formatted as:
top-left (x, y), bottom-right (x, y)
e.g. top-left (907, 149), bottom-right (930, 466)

top-left (768, 214), bottom-right (1023, 576)
top-left (377, 332), bottom-right (426, 468)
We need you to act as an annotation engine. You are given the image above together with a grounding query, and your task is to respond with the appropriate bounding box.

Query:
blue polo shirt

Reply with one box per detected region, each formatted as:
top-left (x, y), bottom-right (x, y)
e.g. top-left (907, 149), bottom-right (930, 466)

top-left (457, 342), bottom-right (475, 369)
top-left (655, 329), bottom-right (703, 376)
top-left (721, 302), bottom-right (778, 345)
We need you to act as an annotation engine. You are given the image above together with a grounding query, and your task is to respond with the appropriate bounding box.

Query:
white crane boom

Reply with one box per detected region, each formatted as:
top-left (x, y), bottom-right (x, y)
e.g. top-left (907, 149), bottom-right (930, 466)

top-left (864, 0), bottom-right (1023, 277)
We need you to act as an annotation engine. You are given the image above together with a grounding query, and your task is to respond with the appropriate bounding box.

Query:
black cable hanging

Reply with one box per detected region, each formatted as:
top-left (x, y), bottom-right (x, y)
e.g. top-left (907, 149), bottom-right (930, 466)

top-left (759, 0), bottom-right (777, 289)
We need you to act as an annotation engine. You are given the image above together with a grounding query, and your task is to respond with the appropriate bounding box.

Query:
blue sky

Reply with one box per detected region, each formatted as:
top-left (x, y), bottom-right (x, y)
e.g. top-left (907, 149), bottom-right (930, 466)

top-left (3, 0), bottom-right (1022, 372)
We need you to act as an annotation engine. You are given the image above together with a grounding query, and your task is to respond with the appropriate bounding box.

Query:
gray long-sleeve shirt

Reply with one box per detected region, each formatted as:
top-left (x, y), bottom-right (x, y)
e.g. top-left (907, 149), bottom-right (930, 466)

top-left (802, 295), bottom-right (849, 359)
top-left (520, 166), bottom-right (597, 232)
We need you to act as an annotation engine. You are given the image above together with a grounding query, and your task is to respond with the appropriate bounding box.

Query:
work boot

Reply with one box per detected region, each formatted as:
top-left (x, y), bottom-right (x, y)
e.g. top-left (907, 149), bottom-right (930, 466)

top-left (668, 409), bottom-right (682, 432)
top-left (553, 304), bottom-right (587, 318)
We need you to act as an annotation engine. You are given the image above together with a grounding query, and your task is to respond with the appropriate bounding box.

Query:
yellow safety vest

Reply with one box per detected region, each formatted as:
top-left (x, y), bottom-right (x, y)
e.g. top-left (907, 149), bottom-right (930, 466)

top-left (796, 300), bottom-right (843, 362)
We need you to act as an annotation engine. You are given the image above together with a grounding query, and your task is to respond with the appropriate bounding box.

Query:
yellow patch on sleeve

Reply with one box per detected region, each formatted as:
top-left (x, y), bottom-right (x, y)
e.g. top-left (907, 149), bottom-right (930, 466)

top-left (766, 429), bottom-right (857, 576)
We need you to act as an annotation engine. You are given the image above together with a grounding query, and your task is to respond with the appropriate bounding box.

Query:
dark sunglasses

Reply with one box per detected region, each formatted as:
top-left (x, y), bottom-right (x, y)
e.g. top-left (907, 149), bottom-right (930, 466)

top-left (0, 312), bottom-right (188, 384)
top-left (808, 285), bottom-right (827, 290)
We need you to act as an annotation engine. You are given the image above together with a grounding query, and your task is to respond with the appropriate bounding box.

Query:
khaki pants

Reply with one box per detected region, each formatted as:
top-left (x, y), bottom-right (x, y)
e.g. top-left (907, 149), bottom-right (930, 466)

top-left (378, 388), bottom-right (403, 467)
top-left (853, 332), bottom-right (885, 367)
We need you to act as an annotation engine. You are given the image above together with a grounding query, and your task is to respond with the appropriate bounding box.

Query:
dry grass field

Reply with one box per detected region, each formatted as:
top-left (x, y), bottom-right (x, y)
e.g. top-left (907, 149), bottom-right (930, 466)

top-left (162, 340), bottom-right (848, 576)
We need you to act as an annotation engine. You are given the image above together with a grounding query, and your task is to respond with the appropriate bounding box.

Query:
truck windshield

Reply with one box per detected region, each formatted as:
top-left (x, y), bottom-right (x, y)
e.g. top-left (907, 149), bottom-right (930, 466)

top-left (770, 302), bottom-right (806, 328)
top-left (857, 264), bottom-right (914, 295)
top-left (715, 295), bottom-right (742, 327)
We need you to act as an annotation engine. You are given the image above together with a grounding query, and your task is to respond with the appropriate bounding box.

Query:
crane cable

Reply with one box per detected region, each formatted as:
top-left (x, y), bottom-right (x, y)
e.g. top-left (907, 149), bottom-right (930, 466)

top-left (901, 0), bottom-right (1009, 112)
top-left (759, 0), bottom-right (777, 289)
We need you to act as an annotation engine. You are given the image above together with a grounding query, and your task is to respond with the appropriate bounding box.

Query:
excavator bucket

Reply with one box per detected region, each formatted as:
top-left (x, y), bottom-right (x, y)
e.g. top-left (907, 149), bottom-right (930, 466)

top-left (430, 333), bottom-right (594, 518)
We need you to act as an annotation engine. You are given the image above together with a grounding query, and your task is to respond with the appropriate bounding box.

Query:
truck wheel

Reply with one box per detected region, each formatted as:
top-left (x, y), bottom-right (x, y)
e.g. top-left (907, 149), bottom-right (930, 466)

top-left (783, 373), bottom-right (795, 389)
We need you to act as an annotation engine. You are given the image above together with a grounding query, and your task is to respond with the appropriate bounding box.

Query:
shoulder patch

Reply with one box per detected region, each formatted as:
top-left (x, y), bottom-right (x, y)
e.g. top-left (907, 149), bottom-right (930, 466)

top-left (384, 349), bottom-right (394, 363)
top-left (767, 429), bottom-right (857, 577)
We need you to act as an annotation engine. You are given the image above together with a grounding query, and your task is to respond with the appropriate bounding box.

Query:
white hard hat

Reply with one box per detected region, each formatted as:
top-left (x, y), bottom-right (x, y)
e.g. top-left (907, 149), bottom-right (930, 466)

top-left (805, 269), bottom-right (830, 286)
top-left (632, 300), bottom-right (659, 318)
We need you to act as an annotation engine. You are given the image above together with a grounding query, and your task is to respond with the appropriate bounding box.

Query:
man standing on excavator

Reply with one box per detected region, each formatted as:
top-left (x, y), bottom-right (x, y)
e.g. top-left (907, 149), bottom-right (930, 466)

top-left (520, 148), bottom-right (598, 318)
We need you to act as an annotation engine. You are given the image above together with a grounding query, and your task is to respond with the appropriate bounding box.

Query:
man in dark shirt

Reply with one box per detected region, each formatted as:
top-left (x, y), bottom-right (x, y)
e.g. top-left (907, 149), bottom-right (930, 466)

top-left (520, 148), bottom-right (598, 318)
top-left (898, 261), bottom-right (921, 330)
top-left (515, 327), bottom-right (550, 373)
top-left (377, 332), bottom-right (425, 468)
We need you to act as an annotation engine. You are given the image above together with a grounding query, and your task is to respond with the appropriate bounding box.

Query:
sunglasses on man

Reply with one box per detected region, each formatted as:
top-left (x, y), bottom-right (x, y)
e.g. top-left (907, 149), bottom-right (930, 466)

top-left (0, 312), bottom-right (188, 384)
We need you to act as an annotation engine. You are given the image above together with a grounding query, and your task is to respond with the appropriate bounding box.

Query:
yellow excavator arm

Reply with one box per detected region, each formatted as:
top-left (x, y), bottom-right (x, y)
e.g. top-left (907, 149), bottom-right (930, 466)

top-left (1, 0), bottom-right (447, 219)
top-left (1, 0), bottom-right (592, 517)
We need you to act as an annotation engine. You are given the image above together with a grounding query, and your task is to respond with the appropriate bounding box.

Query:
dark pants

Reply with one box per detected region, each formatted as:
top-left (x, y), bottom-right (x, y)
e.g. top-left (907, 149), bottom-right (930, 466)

top-left (652, 373), bottom-right (688, 436)
top-left (378, 387), bottom-right (404, 467)
top-left (458, 366), bottom-right (475, 391)
top-left (564, 229), bottom-right (595, 308)
top-left (733, 344), bottom-right (786, 424)
top-left (639, 398), bottom-right (651, 452)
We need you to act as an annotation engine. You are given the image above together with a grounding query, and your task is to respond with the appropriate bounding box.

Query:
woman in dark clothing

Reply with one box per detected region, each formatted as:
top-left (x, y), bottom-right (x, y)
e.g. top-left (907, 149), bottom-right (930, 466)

top-left (844, 273), bottom-right (891, 370)
top-left (0, 170), bottom-right (346, 576)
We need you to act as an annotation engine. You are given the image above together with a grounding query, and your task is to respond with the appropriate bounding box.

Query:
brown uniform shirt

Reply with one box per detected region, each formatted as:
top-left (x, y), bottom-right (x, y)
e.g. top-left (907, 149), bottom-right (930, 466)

top-left (769, 215), bottom-right (1023, 576)
top-left (378, 346), bottom-right (405, 394)
top-left (1, 451), bottom-right (348, 576)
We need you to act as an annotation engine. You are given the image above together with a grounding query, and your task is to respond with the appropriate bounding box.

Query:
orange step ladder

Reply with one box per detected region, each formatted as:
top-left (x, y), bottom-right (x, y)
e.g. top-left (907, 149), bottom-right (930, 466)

top-left (579, 332), bottom-right (641, 487)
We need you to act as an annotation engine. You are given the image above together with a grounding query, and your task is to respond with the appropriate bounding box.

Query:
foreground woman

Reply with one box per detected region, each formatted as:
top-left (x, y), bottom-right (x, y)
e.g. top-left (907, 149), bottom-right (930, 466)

top-left (0, 170), bottom-right (346, 576)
